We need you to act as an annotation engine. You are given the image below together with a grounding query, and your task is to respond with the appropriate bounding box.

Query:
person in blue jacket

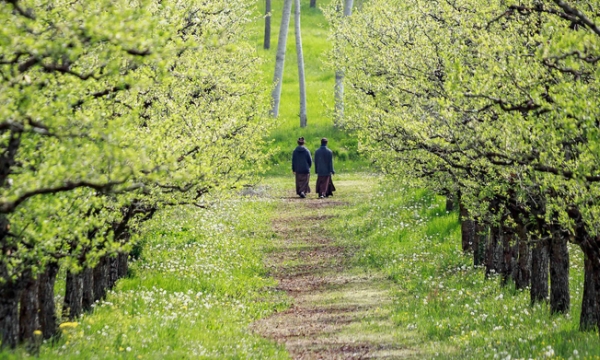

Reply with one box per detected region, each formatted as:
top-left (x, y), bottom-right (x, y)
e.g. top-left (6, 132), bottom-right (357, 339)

top-left (314, 137), bottom-right (336, 198)
top-left (292, 137), bottom-right (312, 198)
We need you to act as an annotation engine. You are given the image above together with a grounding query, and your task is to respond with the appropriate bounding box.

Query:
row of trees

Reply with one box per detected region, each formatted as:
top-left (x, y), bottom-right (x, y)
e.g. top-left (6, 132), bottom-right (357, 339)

top-left (0, 0), bottom-right (269, 348)
top-left (331, 0), bottom-right (600, 333)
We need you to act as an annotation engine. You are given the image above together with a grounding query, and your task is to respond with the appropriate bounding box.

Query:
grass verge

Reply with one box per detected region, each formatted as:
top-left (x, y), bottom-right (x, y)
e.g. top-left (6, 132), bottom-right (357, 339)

top-left (329, 179), bottom-right (600, 359)
top-left (7, 197), bottom-right (289, 360)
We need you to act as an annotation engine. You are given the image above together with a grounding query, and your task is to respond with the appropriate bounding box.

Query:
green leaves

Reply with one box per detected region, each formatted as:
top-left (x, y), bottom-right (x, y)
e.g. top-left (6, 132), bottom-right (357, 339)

top-left (0, 0), bottom-right (271, 280)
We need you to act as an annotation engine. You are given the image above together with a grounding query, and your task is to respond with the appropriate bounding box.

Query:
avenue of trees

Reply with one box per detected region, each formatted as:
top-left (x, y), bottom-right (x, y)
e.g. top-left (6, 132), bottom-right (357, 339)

top-left (0, 0), bottom-right (269, 348)
top-left (331, 0), bottom-right (600, 333)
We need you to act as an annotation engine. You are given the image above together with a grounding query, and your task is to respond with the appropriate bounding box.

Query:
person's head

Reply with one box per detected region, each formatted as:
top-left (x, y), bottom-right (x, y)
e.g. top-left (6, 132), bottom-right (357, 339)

top-left (321, 137), bottom-right (328, 146)
top-left (297, 137), bottom-right (305, 145)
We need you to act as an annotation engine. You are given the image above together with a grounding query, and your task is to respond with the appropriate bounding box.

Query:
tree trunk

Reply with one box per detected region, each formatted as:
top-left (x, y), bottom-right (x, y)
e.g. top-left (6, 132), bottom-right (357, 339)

top-left (310, 0), bottom-right (316, 8)
top-left (19, 274), bottom-right (39, 343)
top-left (63, 271), bottom-right (83, 320)
top-left (515, 223), bottom-right (531, 290)
top-left (38, 262), bottom-right (59, 339)
top-left (549, 229), bottom-right (570, 314)
top-left (473, 222), bottom-right (486, 266)
top-left (580, 253), bottom-right (598, 331)
top-left (459, 200), bottom-right (474, 252)
top-left (294, 0), bottom-right (307, 127)
top-left (485, 225), bottom-right (501, 277)
top-left (333, 0), bottom-right (354, 122)
top-left (445, 193), bottom-right (455, 212)
top-left (531, 238), bottom-right (549, 304)
top-left (271, 0), bottom-right (293, 117)
top-left (501, 226), bottom-right (517, 286)
top-left (82, 267), bottom-right (94, 312)
top-left (264, 0), bottom-right (271, 50)
top-left (117, 253), bottom-right (128, 279)
top-left (93, 256), bottom-right (109, 302)
top-left (108, 255), bottom-right (119, 290)
top-left (0, 281), bottom-right (20, 349)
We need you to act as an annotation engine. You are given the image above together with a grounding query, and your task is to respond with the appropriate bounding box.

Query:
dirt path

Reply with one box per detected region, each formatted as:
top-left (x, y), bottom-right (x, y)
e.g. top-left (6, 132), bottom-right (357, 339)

top-left (252, 177), bottom-right (420, 359)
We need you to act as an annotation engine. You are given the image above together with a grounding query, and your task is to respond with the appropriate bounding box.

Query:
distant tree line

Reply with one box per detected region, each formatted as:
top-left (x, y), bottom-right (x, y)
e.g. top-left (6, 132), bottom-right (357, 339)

top-left (331, 0), bottom-right (600, 334)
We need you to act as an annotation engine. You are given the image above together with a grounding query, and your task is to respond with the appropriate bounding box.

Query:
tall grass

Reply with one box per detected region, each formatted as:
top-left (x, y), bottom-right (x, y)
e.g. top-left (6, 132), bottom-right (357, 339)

top-left (329, 179), bottom-right (600, 359)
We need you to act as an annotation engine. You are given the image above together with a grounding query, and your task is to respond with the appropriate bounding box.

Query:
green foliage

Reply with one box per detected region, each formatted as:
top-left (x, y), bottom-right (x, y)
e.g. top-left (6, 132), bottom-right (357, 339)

top-left (330, 181), bottom-right (600, 359)
top-left (0, 0), bottom-right (272, 284)
top-left (329, 0), bottom-right (600, 232)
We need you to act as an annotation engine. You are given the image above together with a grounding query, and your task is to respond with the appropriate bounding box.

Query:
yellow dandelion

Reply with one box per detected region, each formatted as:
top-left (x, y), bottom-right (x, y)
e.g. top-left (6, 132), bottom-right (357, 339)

top-left (59, 322), bottom-right (78, 329)
top-left (33, 330), bottom-right (42, 336)
top-left (119, 347), bottom-right (125, 351)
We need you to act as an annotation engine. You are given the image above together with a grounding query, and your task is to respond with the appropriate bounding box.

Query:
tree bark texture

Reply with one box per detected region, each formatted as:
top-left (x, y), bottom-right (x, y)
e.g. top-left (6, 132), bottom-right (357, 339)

top-left (485, 225), bottom-right (502, 278)
top-left (515, 223), bottom-right (531, 290)
top-left (531, 239), bottom-right (549, 304)
top-left (271, 0), bottom-right (293, 117)
top-left (580, 254), bottom-right (598, 331)
top-left (459, 200), bottom-right (474, 252)
top-left (473, 222), bottom-right (486, 266)
top-left (445, 193), bottom-right (455, 212)
top-left (109, 255), bottom-right (119, 289)
top-left (118, 253), bottom-right (128, 279)
top-left (294, 0), bottom-right (307, 127)
top-left (93, 255), bottom-right (109, 302)
top-left (18, 274), bottom-right (39, 343)
top-left (82, 267), bottom-right (94, 312)
top-left (549, 230), bottom-right (570, 314)
top-left (264, 0), bottom-right (271, 50)
top-left (38, 262), bottom-right (59, 339)
top-left (63, 271), bottom-right (83, 320)
top-left (0, 279), bottom-right (21, 348)
top-left (501, 227), bottom-right (518, 286)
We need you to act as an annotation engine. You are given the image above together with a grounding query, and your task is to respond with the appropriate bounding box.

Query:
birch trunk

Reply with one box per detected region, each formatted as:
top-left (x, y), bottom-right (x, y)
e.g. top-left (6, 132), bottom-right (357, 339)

top-left (294, 0), bottom-right (307, 127)
top-left (271, 0), bottom-right (293, 117)
top-left (264, 0), bottom-right (271, 50)
top-left (334, 0), bottom-right (354, 122)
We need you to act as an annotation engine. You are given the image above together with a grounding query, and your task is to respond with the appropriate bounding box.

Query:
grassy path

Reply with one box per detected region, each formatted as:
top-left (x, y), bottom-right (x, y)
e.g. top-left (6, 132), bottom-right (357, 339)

top-left (252, 175), bottom-right (420, 359)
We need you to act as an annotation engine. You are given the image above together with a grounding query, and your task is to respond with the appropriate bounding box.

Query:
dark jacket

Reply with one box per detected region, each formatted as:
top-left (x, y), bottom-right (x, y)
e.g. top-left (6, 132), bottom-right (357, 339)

top-left (314, 145), bottom-right (335, 176)
top-left (292, 145), bottom-right (312, 174)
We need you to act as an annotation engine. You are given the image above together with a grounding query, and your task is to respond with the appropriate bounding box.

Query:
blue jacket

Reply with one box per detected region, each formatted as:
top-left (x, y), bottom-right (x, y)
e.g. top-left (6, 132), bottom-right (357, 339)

top-left (292, 146), bottom-right (312, 174)
top-left (314, 145), bottom-right (335, 176)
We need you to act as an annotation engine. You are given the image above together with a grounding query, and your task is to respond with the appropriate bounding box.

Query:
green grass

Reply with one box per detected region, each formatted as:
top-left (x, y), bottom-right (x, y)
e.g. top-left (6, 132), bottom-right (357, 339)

top-left (248, 0), bottom-right (369, 175)
top-left (328, 179), bottom-right (600, 359)
top-left (7, 199), bottom-right (289, 360)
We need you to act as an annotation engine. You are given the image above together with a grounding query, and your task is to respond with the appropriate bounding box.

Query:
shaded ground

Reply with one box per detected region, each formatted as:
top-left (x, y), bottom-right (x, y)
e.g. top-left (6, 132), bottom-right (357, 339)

top-left (252, 176), bottom-right (421, 359)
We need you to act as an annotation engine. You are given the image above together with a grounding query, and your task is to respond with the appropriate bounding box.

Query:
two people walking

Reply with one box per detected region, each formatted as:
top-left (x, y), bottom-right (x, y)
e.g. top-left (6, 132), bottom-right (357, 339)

top-left (292, 137), bottom-right (335, 199)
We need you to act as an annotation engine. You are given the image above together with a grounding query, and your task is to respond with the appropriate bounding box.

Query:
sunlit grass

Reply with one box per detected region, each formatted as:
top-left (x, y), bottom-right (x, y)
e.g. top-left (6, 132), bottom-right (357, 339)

top-left (25, 198), bottom-right (290, 360)
top-left (329, 179), bottom-right (600, 359)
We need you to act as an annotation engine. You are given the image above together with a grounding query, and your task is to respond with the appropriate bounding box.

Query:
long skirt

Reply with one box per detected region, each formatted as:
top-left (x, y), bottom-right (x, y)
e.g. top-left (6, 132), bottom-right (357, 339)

top-left (316, 176), bottom-right (335, 197)
top-left (295, 173), bottom-right (311, 195)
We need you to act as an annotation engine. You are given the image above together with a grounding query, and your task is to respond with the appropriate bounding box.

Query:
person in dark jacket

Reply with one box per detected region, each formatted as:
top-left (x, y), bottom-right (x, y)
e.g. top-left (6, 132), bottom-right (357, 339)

top-left (292, 137), bottom-right (312, 198)
top-left (314, 138), bottom-right (335, 198)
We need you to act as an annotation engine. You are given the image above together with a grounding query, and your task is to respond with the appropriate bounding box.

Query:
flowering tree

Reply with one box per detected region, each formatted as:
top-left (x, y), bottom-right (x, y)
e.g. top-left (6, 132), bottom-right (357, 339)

top-left (331, 0), bottom-right (600, 332)
top-left (0, 0), bottom-right (269, 347)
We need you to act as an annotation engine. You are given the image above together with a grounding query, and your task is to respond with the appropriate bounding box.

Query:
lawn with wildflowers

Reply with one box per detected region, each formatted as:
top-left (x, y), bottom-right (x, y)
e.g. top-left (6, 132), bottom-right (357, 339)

top-left (330, 179), bottom-right (600, 359)
top-left (28, 196), bottom-right (290, 359)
